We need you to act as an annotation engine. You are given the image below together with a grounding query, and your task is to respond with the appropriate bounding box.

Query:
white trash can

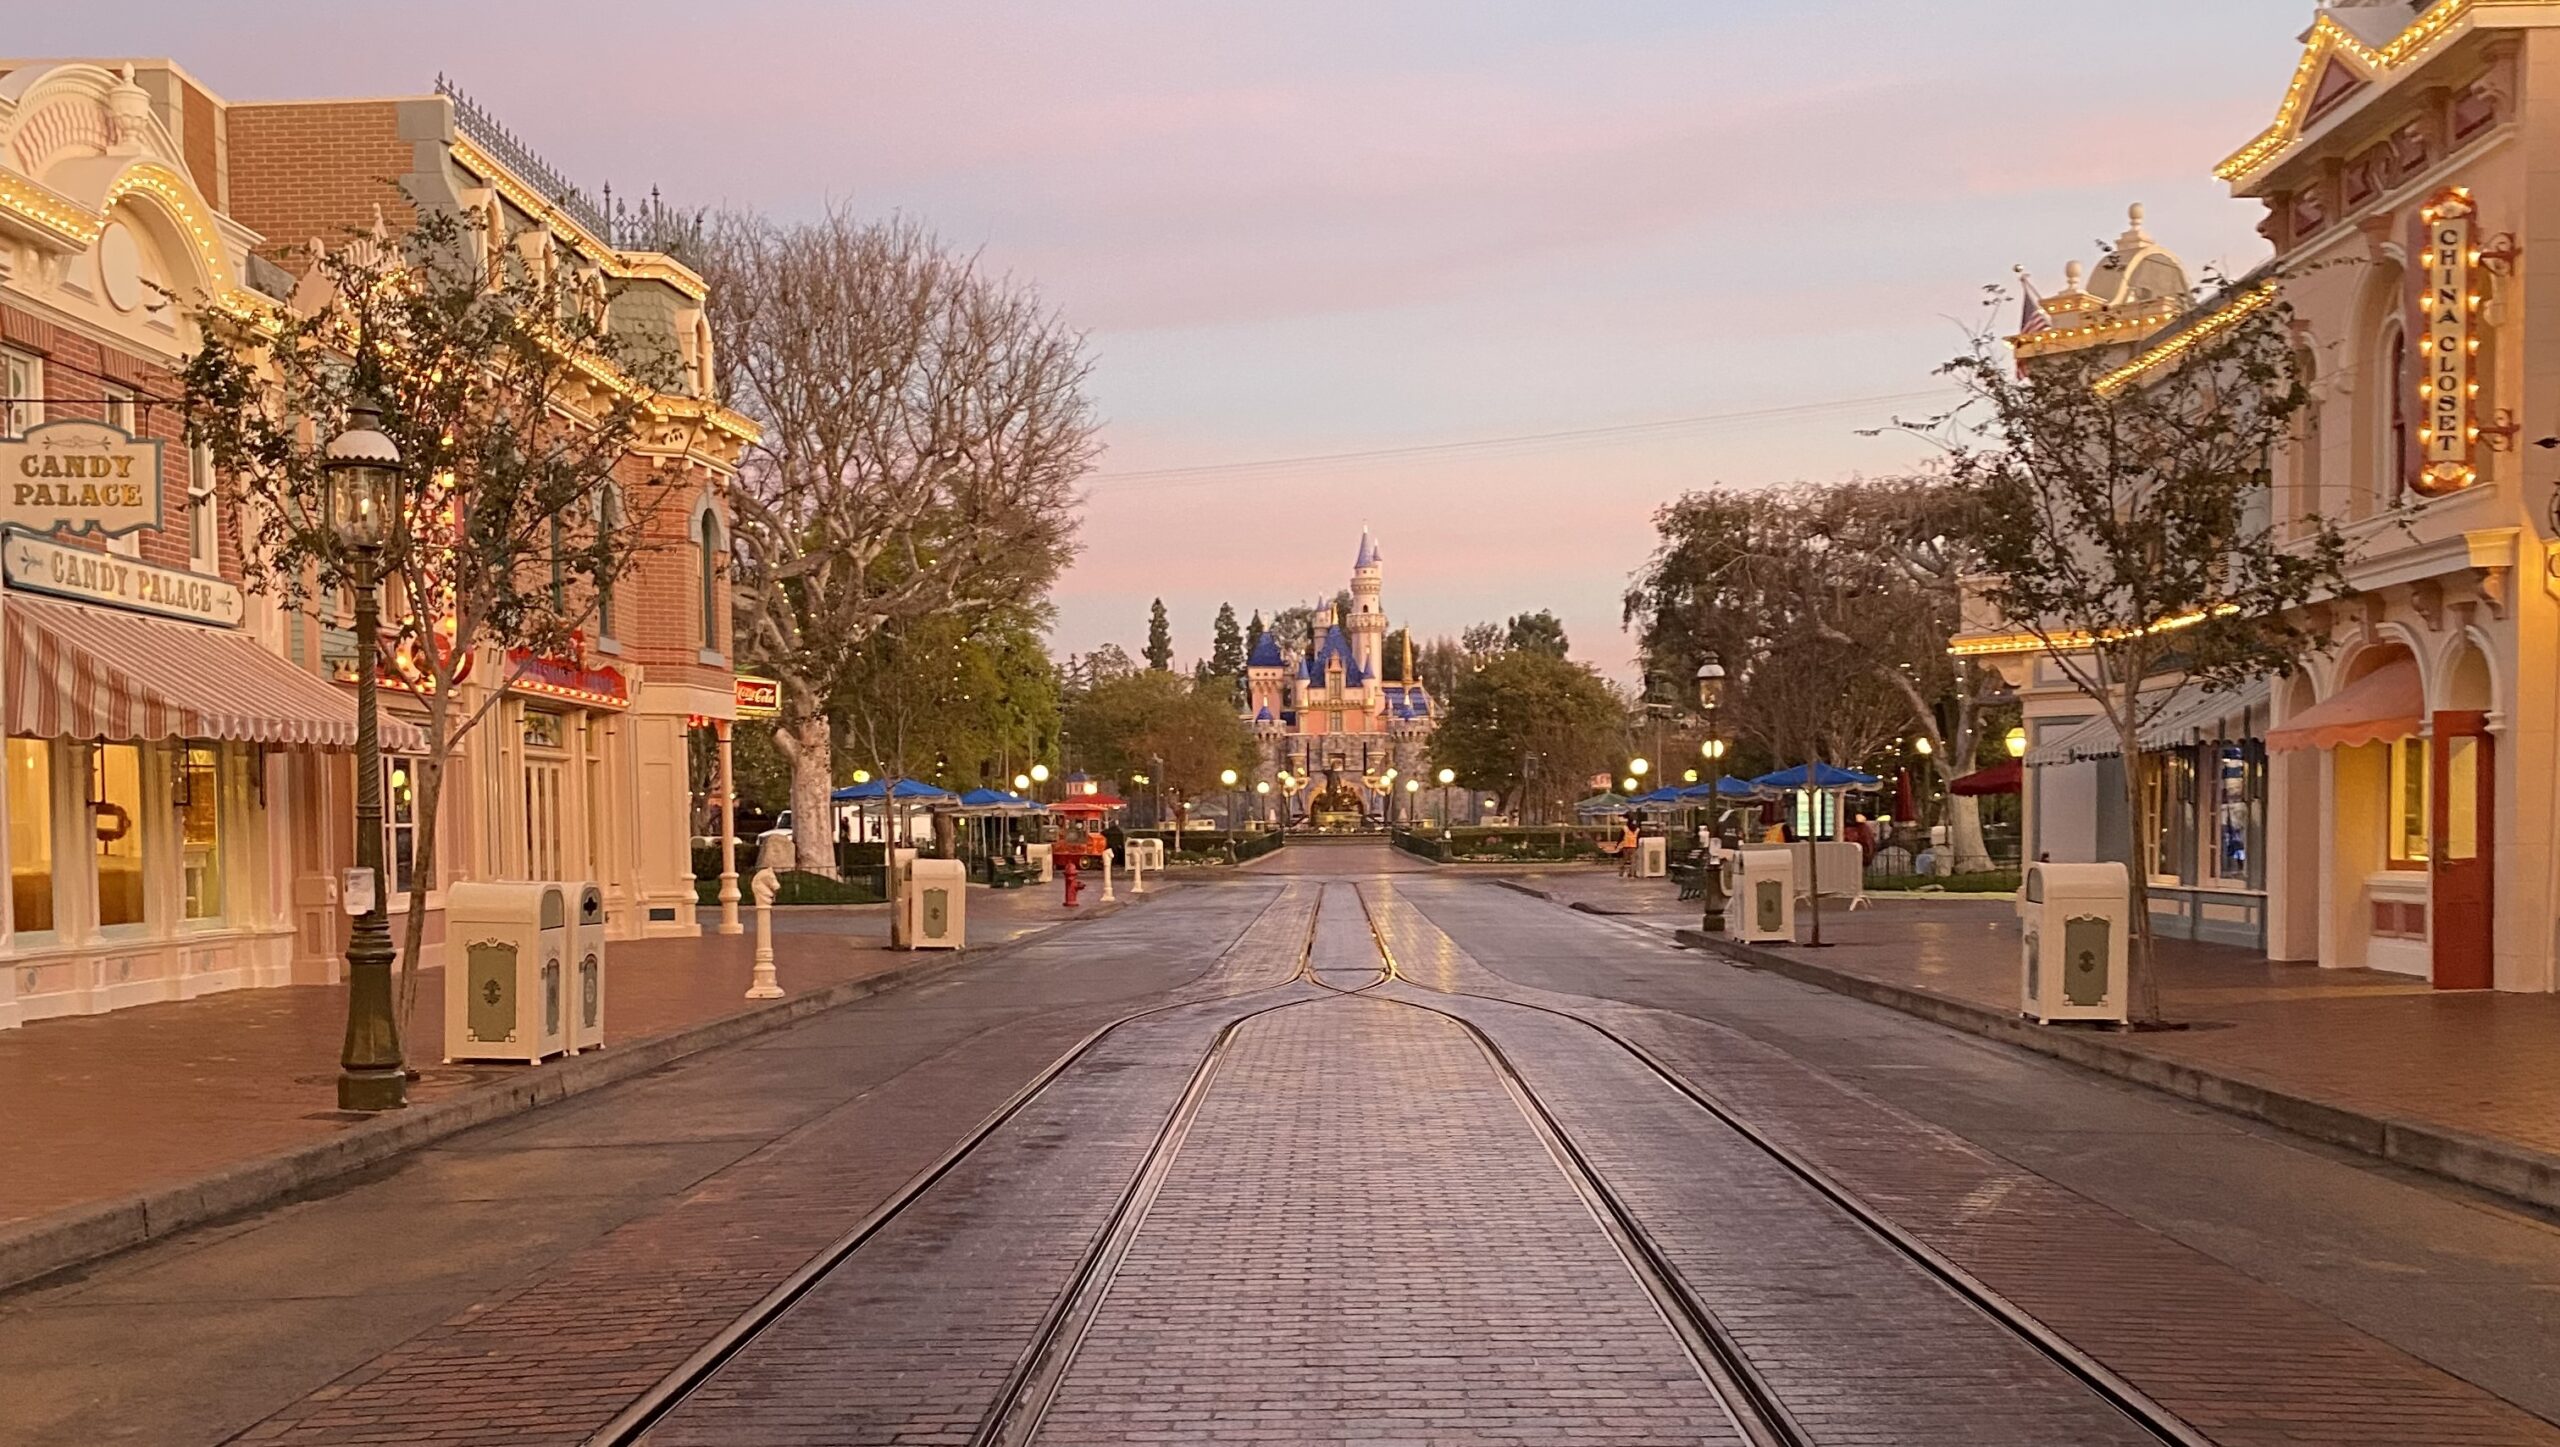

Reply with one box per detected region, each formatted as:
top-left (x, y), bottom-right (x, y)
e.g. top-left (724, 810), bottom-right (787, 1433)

top-left (1127, 838), bottom-right (1164, 872)
top-left (1725, 846), bottom-right (1796, 944)
top-left (1026, 841), bottom-right (1054, 883)
top-left (1636, 836), bottom-right (1668, 879)
top-left (2019, 861), bottom-right (2129, 1023)
top-left (445, 881), bottom-right (570, 1063)
top-left (568, 882), bottom-right (606, 1052)
top-left (906, 857), bottom-right (968, 950)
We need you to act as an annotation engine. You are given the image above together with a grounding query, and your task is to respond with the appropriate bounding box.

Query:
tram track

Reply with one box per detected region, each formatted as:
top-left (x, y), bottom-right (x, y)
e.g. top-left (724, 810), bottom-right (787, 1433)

top-left (584, 885), bottom-right (1324, 1447)
top-left (1350, 880), bottom-right (2211, 1447)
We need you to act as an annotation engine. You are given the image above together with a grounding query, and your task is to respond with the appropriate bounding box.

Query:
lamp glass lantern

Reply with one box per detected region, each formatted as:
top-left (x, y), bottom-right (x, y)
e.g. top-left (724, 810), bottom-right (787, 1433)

top-left (322, 403), bottom-right (399, 551)
top-left (2005, 727), bottom-right (2028, 759)
top-left (1436, 767), bottom-right (1454, 785)
top-left (1220, 768), bottom-right (1239, 787)
top-left (1030, 763), bottom-right (1051, 783)
top-left (1693, 658), bottom-right (1728, 713)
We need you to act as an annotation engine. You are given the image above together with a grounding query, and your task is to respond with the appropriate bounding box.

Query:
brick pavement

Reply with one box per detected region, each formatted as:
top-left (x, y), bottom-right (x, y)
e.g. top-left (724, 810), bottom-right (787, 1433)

top-left (1036, 995), bottom-right (1742, 1446)
top-left (217, 886), bottom-right (1310, 1447)
top-left (1528, 871), bottom-right (2560, 1166)
top-left (0, 886), bottom-right (1091, 1231)
top-left (1377, 883), bottom-right (2560, 1447)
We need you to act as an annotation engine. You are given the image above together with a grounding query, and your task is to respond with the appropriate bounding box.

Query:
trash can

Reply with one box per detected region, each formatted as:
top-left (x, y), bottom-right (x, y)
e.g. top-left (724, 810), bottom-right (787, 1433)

top-left (1127, 838), bottom-right (1164, 872)
top-left (445, 881), bottom-right (570, 1063)
top-left (1724, 845), bottom-right (1795, 944)
top-left (1026, 841), bottom-right (1054, 883)
top-left (1635, 835), bottom-right (1668, 880)
top-left (906, 857), bottom-right (967, 950)
top-left (568, 882), bottom-right (606, 1052)
top-left (2019, 861), bottom-right (2129, 1023)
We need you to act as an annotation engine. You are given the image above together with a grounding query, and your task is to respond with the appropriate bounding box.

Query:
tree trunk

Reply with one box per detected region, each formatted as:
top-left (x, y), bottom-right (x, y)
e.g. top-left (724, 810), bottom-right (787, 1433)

top-left (1947, 793), bottom-right (1993, 874)
top-left (774, 708), bottom-right (837, 876)
top-left (394, 751), bottom-right (449, 1044)
top-left (2117, 698), bottom-right (2163, 1025)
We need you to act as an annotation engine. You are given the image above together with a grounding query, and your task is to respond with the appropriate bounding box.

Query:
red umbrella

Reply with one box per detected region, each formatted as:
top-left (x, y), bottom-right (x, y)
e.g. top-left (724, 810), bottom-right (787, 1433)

top-left (1949, 760), bottom-right (2022, 796)
top-left (1894, 767), bottom-right (1916, 820)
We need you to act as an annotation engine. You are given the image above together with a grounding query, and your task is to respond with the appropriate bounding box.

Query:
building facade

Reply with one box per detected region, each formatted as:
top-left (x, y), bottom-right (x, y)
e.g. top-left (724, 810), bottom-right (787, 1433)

top-left (1244, 530), bottom-right (1436, 821)
top-left (1966, 0), bottom-right (2560, 991)
top-left (0, 59), bottom-right (749, 1028)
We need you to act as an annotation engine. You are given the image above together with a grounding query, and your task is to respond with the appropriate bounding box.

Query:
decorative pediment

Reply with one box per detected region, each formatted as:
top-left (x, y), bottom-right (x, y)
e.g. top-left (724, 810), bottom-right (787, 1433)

top-left (2217, 1), bottom-right (2472, 184)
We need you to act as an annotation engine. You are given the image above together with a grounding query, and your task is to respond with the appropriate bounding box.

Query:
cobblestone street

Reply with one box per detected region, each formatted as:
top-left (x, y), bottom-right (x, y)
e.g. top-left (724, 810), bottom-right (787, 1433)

top-left (11, 847), bottom-right (2560, 1446)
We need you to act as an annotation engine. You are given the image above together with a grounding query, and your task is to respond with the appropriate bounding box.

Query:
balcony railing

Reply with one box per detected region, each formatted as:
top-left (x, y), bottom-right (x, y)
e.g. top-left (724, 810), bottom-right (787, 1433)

top-left (436, 75), bottom-right (610, 240)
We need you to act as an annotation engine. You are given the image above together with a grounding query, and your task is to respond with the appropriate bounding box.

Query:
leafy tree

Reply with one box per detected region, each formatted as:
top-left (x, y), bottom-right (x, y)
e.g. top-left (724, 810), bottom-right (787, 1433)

top-left (181, 204), bottom-right (689, 1027)
top-left (1380, 627), bottom-right (1410, 682)
top-left (1459, 621), bottom-right (1506, 661)
top-left (836, 609), bottom-right (1059, 845)
top-left (700, 210), bottom-right (1094, 870)
top-left (1503, 610), bottom-right (1571, 657)
top-left (1145, 598), bottom-right (1175, 670)
top-left (1430, 651), bottom-right (1625, 823)
top-left (1208, 602), bottom-right (1246, 680)
top-left (1413, 636), bottom-right (1473, 698)
top-left (1062, 670), bottom-right (1252, 822)
top-left (1943, 278), bottom-right (2348, 1023)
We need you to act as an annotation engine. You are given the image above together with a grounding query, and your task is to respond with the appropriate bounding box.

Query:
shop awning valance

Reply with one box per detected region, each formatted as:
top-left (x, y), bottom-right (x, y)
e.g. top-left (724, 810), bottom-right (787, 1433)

top-left (2024, 711), bottom-right (2123, 768)
top-left (2139, 678), bottom-right (2269, 753)
top-left (5, 593), bottom-right (424, 752)
top-left (2266, 659), bottom-right (2422, 753)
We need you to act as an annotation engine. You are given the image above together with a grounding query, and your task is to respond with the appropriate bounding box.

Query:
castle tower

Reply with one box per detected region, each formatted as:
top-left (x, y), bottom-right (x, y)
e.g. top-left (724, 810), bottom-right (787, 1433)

top-left (1348, 527), bottom-right (1386, 681)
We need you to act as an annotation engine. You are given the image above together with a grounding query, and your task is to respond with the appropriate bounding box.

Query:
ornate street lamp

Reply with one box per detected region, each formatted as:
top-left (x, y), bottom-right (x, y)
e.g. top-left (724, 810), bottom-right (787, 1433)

top-left (326, 401), bottom-right (403, 1113)
top-left (1220, 766), bottom-right (1239, 832)
top-left (1255, 778), bottom-right (1271, 830)
top-left (2006, 727), bottom-right (2029, 759)
top-left (1437, 766), bottom-right (1455, 830)
top-left (1694, 656), bottom-right (1731, 923)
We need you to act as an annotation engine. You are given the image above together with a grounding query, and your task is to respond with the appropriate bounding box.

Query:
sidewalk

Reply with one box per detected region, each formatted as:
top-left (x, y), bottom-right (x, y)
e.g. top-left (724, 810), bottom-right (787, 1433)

top-left (0, 882), bottom-right (1126, 1289)
top-left (1514, 872), bottom-right (2560, 1212)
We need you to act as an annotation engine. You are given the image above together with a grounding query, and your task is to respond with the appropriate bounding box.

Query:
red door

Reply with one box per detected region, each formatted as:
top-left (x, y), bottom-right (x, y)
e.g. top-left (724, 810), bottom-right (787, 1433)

top-left (2430, 711), bottom-right (2493, 990)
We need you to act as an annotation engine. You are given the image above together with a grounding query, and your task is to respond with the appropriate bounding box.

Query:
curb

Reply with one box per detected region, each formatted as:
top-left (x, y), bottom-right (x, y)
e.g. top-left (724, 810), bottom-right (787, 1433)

top-left (0, 890), bottom-right (1159, 1296)
top-left (1676, 927), bottom-right (2560, 1215)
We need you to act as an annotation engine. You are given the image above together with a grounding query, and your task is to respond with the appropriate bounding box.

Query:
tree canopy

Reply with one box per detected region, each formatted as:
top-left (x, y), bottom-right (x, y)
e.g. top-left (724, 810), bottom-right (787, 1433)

top-left (1062, 670), bottom-right (1252, 803)
top-left (1430, 650), bottom-right (1624, 822)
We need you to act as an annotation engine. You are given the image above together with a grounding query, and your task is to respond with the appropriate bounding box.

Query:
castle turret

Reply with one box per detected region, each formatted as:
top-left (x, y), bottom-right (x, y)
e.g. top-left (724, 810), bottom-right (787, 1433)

top-left (1349, 527), bottom-right (1386, 680)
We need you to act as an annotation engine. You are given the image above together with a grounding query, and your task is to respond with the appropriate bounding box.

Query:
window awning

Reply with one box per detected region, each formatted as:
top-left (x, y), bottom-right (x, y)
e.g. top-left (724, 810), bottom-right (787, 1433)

top-left (2024, 710), bottom-right (2130, 767)
top-left (5, 593), bottom-right (425, 752)
top-left (2139, 678), bottom-right (2268, 753)
top-left (2266, 659), bottom-right (2422, 753)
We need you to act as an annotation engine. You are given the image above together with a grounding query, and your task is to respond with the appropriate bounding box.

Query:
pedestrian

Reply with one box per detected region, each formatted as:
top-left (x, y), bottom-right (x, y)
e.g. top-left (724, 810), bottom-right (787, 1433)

top-left (1616, 817), bottom-right (1642, 877)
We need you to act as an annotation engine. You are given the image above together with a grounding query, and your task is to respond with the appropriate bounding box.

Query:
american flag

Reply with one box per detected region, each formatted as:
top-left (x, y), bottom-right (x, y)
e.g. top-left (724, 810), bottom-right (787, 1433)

top-left (2017, 276), bottom-right (2052, 336)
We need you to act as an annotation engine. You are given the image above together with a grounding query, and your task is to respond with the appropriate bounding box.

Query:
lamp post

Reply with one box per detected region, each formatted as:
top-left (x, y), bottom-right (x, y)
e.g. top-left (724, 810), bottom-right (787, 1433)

top-left (1255, 778), bottom-right (1271, 829)
top-left (2006, 726), bottom-right (2028, 760)
top-left (1220, 767), bottom-right (1239, 836)
top-left (1695, 657), bottom-right (1729, 927)
top-left (327, 402), bottom-right (404, 1113)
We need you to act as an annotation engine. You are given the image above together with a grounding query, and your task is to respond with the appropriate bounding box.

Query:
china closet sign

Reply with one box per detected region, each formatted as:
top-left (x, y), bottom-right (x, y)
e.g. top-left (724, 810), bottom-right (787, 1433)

top-left (2414, 188), bottom-right (2480, 496)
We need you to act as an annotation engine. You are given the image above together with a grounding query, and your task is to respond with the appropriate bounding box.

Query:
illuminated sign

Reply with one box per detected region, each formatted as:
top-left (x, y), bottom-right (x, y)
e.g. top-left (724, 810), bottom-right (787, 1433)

top-left (0, 421), bottom-right (165, 536)
top-left (2414, 188), bottom-right (2481, 496)
top-left (735, 674), bottom-right (781, 719)
top-left (503, 648), bottom-right (629, 710)
top-left (1, 528), bottom-right (242, 626)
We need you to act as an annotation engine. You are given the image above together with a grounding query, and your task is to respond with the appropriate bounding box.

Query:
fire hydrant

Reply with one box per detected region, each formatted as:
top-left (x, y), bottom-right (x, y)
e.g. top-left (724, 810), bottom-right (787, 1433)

top-left (1061, 854), bottom-right (1084, 907)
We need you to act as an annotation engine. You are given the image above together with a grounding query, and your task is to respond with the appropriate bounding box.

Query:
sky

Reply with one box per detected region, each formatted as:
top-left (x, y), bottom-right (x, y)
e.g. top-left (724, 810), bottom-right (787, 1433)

top-left (14, 1), bottom-right (2311, 681)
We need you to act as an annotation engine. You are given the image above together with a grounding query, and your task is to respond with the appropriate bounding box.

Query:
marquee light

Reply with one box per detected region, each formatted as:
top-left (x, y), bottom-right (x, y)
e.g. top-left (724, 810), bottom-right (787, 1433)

top-left (2216, 0), bottom-right (2471, 182)
top-left (2412, 188), bottom-right (2483, 497)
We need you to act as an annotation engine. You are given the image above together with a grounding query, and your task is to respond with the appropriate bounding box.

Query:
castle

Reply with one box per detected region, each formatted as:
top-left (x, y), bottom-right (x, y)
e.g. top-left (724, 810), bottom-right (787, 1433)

top-left (1244, 530), bottom-right (1437, 821)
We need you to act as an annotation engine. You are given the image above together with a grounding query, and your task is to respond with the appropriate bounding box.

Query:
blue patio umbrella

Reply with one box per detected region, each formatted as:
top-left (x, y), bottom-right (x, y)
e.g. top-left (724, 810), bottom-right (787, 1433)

top-left (1630, 787), bottom-right (1688, 806)
top-left (1679, 776), bottom-right (1761, 799)
top-left (831, 778), bottom-right (956, 802)
top-left (1749, 763), bottom-right (1882, 791)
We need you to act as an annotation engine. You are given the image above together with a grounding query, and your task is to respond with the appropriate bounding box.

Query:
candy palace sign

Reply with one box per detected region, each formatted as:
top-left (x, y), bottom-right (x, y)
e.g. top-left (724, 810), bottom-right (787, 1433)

top-left (1, 529), bottom-right (244, 627)
top-left (0, 420), bottom-right (165, 536)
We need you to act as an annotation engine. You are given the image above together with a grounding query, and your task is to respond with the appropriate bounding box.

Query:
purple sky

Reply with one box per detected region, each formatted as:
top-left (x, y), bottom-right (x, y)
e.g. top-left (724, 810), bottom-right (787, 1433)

top-left (17, 1), bottom-right (2310, 679)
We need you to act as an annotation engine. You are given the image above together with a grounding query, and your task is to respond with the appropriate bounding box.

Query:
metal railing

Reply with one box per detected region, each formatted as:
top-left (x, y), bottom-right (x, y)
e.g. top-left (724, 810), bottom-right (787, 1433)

top-left (436, 75), bottom-right (610, 240)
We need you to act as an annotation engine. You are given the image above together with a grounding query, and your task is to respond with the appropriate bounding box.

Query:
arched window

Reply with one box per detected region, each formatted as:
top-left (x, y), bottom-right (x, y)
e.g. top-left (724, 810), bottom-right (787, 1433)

top-left (2385, 326), bottom-right (2409, 509)
top-left (698, 509), bottom-right (723, 653)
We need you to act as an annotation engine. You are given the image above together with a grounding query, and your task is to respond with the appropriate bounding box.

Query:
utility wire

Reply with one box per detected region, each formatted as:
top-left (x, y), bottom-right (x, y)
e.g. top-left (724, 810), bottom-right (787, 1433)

top-left (1087, 388), bottom-right (1958, 491)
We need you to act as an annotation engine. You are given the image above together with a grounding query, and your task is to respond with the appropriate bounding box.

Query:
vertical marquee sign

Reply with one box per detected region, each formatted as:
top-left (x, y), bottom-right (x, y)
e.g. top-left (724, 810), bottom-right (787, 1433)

top-left (2414, 188), bottom-right (2480, 496)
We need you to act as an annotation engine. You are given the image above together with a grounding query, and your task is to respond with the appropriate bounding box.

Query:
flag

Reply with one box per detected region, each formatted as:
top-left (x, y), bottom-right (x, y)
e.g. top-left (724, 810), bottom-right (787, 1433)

top-left (2017, 277), bottom-right (2052, 337)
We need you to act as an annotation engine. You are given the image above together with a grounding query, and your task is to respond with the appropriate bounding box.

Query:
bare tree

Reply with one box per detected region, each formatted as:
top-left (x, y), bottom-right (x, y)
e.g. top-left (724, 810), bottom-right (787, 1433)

top-left (699, 210), bottom-right (1096, 870)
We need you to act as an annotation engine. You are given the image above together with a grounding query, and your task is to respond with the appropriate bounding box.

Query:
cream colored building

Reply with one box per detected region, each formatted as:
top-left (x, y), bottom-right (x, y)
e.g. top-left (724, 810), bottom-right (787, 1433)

top-left (1967, 0), bottom-right (2560, 992)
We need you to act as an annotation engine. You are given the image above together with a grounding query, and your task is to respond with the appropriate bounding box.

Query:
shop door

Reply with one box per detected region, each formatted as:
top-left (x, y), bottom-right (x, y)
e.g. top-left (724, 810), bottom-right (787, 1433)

top-left (525, 759), bottom-right (566, 883)
top-left (2430, 711), bottom-right (2493, 990)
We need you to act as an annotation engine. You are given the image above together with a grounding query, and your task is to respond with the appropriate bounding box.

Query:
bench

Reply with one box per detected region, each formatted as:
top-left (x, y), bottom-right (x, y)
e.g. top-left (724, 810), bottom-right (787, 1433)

top-left (981, 858), bottom-right (1037, 889)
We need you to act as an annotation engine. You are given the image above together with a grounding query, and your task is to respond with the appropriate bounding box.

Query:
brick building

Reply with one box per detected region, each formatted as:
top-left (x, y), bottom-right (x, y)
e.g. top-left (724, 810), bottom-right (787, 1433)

top-left (0, 59), bottom-right (752, 1028)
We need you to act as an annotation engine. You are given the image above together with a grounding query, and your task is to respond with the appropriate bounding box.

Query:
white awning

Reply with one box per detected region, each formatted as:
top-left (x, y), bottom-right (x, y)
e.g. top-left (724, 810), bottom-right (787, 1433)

top-left (2024, 679), bottom-right (2269, 768)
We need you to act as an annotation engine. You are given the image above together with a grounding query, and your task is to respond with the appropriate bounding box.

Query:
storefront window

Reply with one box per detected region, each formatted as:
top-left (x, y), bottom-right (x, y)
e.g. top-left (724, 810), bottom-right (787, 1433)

top-left (385, 756), bottom-right (422, 896)
top-left (2390, 735), bottom-right (2430, 867)
top-left (698, 512), bottom-right (722, 651)
top-left (10, 739), bottom-right (53, 935)
top-left (2141, 751), bottom-right (2196, 882)
top-left (180, 745), bottom-right (223, 921)
top-left (93, 743), bottom-right (145, 928)
top-left (2209, 743), bottom-right (2264, 885)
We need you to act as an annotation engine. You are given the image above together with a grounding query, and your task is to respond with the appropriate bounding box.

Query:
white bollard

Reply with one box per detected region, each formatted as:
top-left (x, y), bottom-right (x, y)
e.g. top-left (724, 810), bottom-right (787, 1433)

top-left (745, 867), bottom-right (784, 999)
top-left (1100, 852), bottom-right (1117, 902)
top-left (1130, 850), bottom-right (1146, 895)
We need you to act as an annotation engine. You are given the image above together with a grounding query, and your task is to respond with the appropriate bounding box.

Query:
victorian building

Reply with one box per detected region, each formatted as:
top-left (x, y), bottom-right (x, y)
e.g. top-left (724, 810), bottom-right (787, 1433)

top-left (1961, 0), bottom-right (2560, 992)
top-left (1244, 530), bottom-right (1436, 822)
top-left (0, 59), bottom-right (751, 1027)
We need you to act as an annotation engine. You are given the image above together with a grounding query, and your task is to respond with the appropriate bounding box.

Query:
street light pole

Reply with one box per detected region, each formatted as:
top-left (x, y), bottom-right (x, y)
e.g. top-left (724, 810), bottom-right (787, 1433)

top-left (328, 403), bottom-right (404, 1113)
top-left (1696, 657), bottom-right (1729, 931)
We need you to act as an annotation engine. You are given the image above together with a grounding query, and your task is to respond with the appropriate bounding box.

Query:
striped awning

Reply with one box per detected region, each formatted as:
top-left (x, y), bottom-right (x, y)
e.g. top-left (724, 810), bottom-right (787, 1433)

top-left (6, 593), bottom-right (425, 752)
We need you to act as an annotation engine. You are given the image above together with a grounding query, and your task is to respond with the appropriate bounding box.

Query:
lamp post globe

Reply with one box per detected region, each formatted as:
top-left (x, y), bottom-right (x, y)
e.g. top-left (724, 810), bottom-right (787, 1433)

top-left (1694, 658), bottom-right (1727, 713)
top-left (2005, 727), bottom-right (2029, 759)
top-left (1629, 757), bottom-right (1649, 779)
top-left (1030, 763), bottom-right (1051, 782)
top-left (325, 401), bottom-right (404, 1113)
top-left (1012, 773), bottom-right (1030, 792)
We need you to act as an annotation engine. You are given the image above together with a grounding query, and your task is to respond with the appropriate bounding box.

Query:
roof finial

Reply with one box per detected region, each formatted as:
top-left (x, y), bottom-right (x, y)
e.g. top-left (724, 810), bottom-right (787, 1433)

top-left (2123, 202), bottom-right (2150, 243)
top-left (2064, 259), bottom-right (2085, 292)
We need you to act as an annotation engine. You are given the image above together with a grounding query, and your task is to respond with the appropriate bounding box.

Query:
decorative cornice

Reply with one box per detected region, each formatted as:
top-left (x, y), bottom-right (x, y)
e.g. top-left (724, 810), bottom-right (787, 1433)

top-left (451, 136), bottom-right (707, 301)
top-left (2091, 281), bottom-right (2281, 396)
top-left (2217, 0), bottom-right (2473, 185)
